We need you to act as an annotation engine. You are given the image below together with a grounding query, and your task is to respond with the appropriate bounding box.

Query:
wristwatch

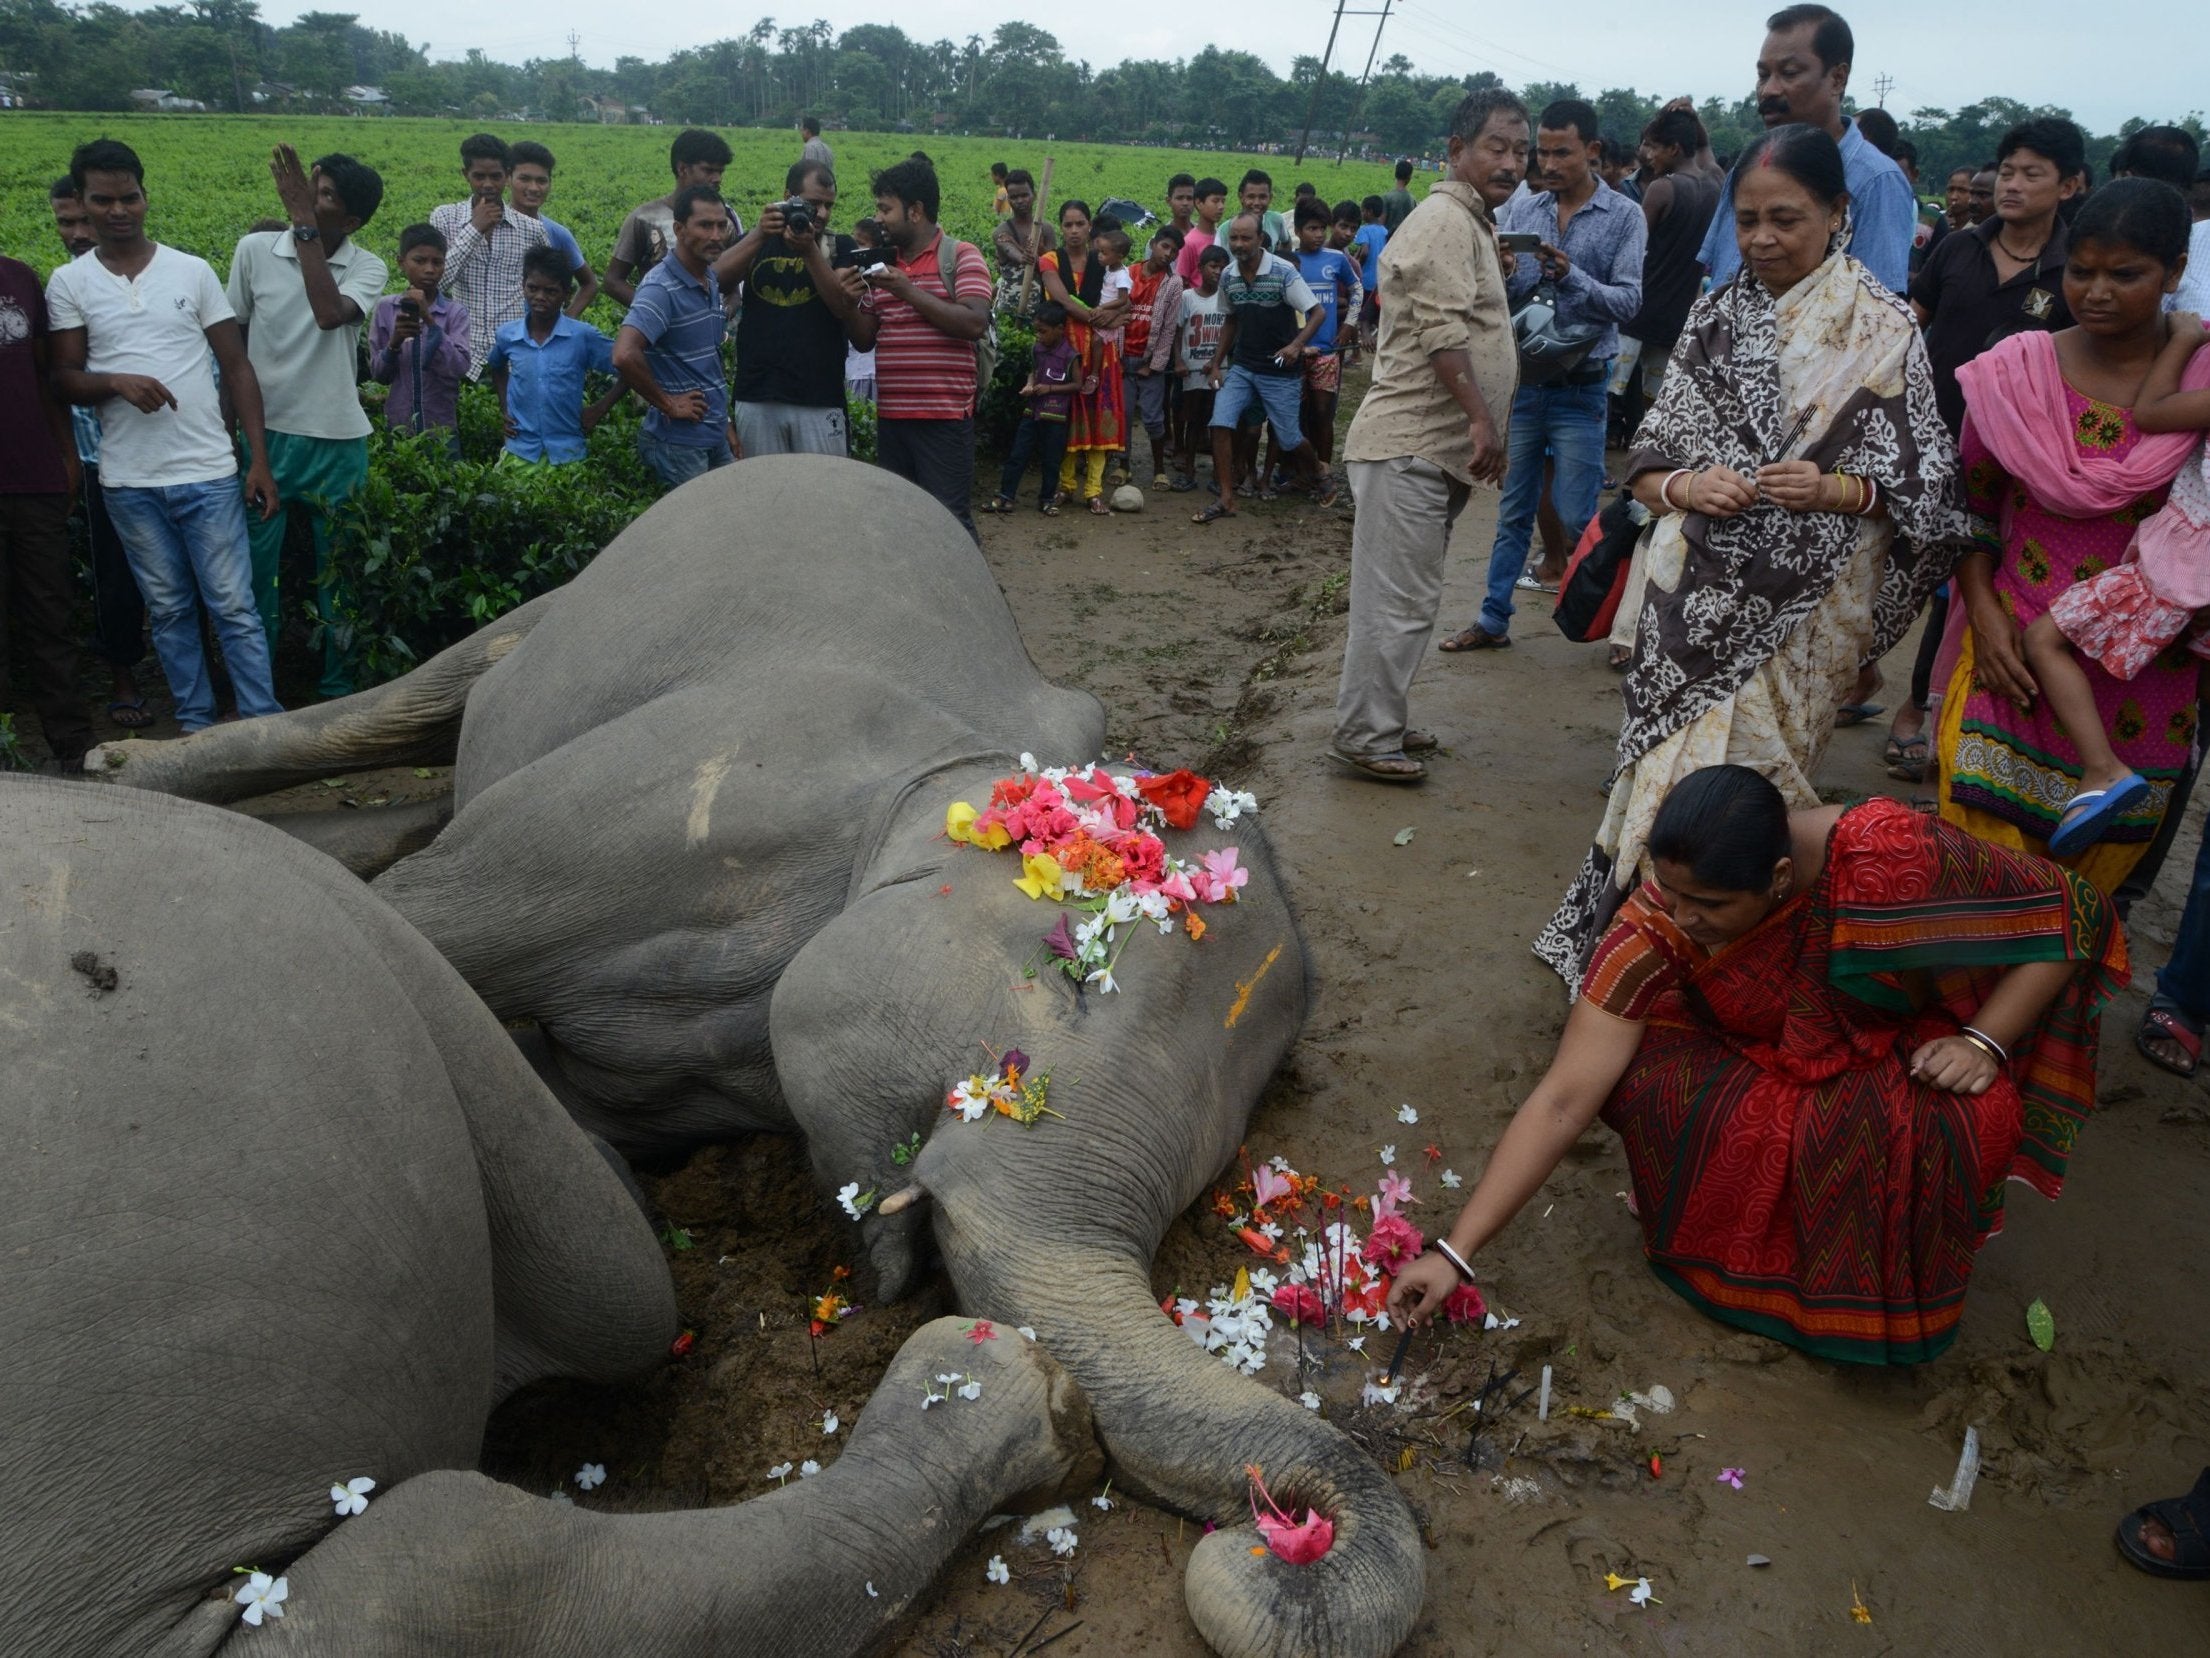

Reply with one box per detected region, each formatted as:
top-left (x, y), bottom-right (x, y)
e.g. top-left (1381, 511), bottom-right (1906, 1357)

top-left (290, 224), bottom-right (320, 244)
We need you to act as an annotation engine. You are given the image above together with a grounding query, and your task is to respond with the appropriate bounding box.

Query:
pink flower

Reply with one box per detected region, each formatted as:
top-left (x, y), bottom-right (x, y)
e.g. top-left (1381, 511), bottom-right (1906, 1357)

top-left (1247, 1465), bottom-right (1334, 1565)
top-left (1062, 767), bottom-right (1119, 804)
top-left (1270, 1282), bottom-right (1326, 1326)
top-left (1252, 1164), bottom-right (1296, 1209)
top-left (1157, 868), bottom-right (1199, 903)
top-left (1360, 1214), bottom-right (1424, 1274)
top-left (1116, 831), bottom-right (1167, 888)
top-left (1373, 1171), bottom-right (1415, 1218)
top-left (1196, 847), bottom-right (1248, 904)
top-left (1442, 1283), bottom-right (1487, 1324)
top-left (1717, 1467), bottom-right (1744, 1490)
top-left (965, 1320), bottom-right (998, 1343)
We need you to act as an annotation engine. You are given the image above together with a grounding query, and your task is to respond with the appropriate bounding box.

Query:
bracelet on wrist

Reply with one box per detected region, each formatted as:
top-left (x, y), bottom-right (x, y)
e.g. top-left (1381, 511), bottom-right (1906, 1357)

top-left (1432, 1239), bottom-right (1476, 1283)
top-left (1960, 1024), bottom-right (2009, 1065)
top-left (1660, 468), bottom-right (1694, 513)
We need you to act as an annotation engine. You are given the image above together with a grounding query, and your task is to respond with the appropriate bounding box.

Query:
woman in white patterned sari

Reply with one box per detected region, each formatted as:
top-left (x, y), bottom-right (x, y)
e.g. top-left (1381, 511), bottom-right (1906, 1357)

top-left (1536, 125), bottom-right (1972, 982)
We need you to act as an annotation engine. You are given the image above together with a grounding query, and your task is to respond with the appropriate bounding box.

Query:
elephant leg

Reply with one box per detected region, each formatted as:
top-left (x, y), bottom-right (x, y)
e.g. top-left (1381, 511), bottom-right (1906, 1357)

top-left (84, 590), bottom-right (561, 803)
top-left (215, 1319), bottom-right (1097, 1657)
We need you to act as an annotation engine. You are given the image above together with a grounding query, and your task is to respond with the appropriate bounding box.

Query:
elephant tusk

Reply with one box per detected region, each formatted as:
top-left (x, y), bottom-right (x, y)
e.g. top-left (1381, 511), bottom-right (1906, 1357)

top-left (877, 1183), bottom-right (929, 1216)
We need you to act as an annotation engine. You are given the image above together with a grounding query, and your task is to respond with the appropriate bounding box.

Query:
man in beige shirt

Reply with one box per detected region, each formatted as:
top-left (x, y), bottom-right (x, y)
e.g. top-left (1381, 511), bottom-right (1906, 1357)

top-left (1330, 89), bottom-right (1530, 782)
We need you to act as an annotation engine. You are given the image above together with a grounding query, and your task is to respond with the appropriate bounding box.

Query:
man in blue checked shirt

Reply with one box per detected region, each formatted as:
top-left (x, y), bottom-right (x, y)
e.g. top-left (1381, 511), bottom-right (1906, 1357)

top-left (1442, 97), bottom-right (1644, 652)
top-left (614, 185), bottom-right (737, 491)
top-left (1695, 5), bottom-right (1916, 296)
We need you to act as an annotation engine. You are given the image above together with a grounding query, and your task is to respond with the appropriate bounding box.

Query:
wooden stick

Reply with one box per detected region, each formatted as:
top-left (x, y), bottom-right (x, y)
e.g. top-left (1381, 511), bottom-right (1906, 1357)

top-left (1016, 156), bottom-right (1056, 315)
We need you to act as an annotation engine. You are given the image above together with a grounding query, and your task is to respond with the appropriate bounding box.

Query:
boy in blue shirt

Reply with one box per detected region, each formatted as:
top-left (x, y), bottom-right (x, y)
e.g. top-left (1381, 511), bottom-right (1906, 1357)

top-left (1291, 198), bottom-right (1363, 485)
top-left (486, 245), bottom-right (622, 463)
top-left (1353, 196), bottom-right (1388, 351)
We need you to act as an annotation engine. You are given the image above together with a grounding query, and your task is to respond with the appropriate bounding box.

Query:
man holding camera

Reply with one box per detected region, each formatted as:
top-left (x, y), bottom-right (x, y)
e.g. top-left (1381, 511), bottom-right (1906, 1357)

top-left (717, 160), bottom-right (867, 458)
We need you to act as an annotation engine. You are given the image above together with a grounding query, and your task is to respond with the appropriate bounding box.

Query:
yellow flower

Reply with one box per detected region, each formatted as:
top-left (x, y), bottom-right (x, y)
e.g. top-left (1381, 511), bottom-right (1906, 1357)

top-left (1013, 853), bottom-right (1066, 901)
top-left (945, 802), bottom-right (1011, 849)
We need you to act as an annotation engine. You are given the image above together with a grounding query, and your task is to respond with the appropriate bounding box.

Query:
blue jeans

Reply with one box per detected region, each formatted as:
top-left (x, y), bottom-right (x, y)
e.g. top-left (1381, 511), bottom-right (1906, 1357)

top-left (102, 480), bottom-right (281, 732)
top-left (997, 414), bottom-right (1070, 510)
top-left (638, 430), bottom-right (733, 492)
top-left (1479, 373), bottom-right (1609, 638)
top-left (2156, 815), bottom-right (2210, 1024)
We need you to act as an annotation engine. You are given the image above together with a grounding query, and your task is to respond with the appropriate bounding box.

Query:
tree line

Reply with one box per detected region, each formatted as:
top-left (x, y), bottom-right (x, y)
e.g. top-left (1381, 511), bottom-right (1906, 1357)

top-left (1, 3), bottom-right (2199, 175)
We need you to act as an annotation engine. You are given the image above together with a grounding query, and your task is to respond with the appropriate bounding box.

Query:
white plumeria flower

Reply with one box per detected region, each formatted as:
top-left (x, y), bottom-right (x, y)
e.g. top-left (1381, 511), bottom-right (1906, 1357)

top-left (865, 1581), bottom-right (878, 1599)
top-left (986, 1556), bottom-right (1011, 1585)
top-left (1047, 1526), bottom-right (1078, 1557)
top-left (1629, 1577), bottom-right (1658, 1607)
top-left (1247, 1267), bottom-right (1279, 1296)
top-left (837, 1182), bottom-right (873, 1220)
top-left (957, 1379), bottom-right (982, 1401)
top-left (822, 1410), bottom-right (840, 1436)
top-left (768, 1461), bottom-right (794, 1483)
top-left (1361, 1378), bottom-right (1403, 1407)
top-left (799, 1460), bottom-right (822, 1479)
top-left (947, 1079), bottom-right (991, 1121)
top-left (1269, 1154), bottom-right (1292, 1171)
top-left (1396, 1103), bottom-right (1419, 1124)
top-left (1017, 1326), bottom-right (1037, 1341)
top-left (574, 1463), bottom-right (606, 1490)
top-left (1103, 889), bottom-right (1141, 926)
top-left (328, 1475), bottom-right (375, 1517)
top-left (235, 1571), bottom-right (287, 1626)
top-left (1300, 1390), bottom-right (1323, 1411)
top-left (1019, 752), bottom-right (1039, 773)
top-left (1440, 1168), bottom-right (1463, 1189)
top-left (1378, 1144), bottom-right (1397, 1166)
top-left (1345, 1307), bottom-right (1370, 1326)
top-left (1258, 1220), bottom-right (1282, 1241)
top-left (1346, 1335), bottom-right (1367, 1353)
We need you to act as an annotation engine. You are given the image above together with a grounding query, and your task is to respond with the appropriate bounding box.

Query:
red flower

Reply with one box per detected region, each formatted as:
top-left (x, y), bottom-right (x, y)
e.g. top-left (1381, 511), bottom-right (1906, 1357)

top-left (1360, 1214), bottom-right (1424, 1274)
top-left (1137, 769), bottom-right (1211, 831)
top-left (1441, 1283), bottom-right (1486, 1324)
top-left (1271, 1282), bottom-right (1326, 1326)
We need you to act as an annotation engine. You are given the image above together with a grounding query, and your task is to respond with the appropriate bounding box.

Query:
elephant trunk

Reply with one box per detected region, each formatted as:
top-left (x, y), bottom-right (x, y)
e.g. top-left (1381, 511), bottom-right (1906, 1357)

top-left (945, 1231), bottom-right (1426, 1658)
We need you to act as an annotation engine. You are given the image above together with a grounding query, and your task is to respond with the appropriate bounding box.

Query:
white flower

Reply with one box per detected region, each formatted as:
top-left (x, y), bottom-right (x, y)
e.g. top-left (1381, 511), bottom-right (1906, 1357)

top-left (1629, 1577), bottom-right (1658, 1607)
top-left (1092, 1493), bottom-right (1114, 1511)
top-left (550, 1488), bottom-right (574, 1506)
top-left (1440, 1168), bottom-right (1463, 1189)
top-left (1205, 785), bottom-right (1258, 829)
top-left (1269, 1154), bottom-right (1292, 1171)
top-left (957, 1380), bottom-right (982, 1401)
top-left (1135, 890), bottom-right (1171, 922)
top-left (328, 1475), bottom-right (374, 1517)
top-left (574, 1462), bottom-right (606, 1490)
top-left (1346, 1335), bottom-right (1367, 1353)
top-left (1103, 889), bottom-right (1140, 926)
top-left (1085, 966), bottom-right (1119, 995)
top-left (920, 1390), bottom-right (941, 1410)
top-left (1047, 1526), bottom-right (1078, 1557)
top-left (799, 1459), bottom-right (822, 1478)
top-left (1019, 752), bottom-right (1039, 773)
top-left (1379, 1144), bottom-right (1397, 1166)
top-left (235, 1571), bottom-right (287, 1625)
top-left (1345, 1306), bottom-right (1370, 1326)
top-left (837, 1182), bottom-right (874, 1220)
top-left (1246, 1267), bottom-right (1279, 1296)
top-left (1258, 1220), bottom-right (1282, 1241)
top-left (865, 1581), bottom-right (878, 1599)
top-left (768, 1461), bottom-right (794, 1483)
top-left (1396, 1103), bottom-right (1419, 1124)
top-left (948, 1079), bottom-right (992, 1122)
top-left (1017, 1326), bottom-right (1037, 1341)
top-left (822, 1410), bottom-right (840, 1436)
top-left (1300, 1390), bottom-right (1323, 1411)
top-left (1361, 1378), bottom-right (1403, 1407)
top-left (936, 1372), bottom-right (964, 1384)
top-left (986, 1555), bottom-right (1011, 1585)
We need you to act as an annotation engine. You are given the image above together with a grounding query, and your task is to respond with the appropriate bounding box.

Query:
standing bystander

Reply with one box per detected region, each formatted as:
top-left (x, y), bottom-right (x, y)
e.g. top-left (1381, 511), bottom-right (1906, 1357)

top-left (1292, 198), bottom-right (1364, 486)
top-left (1170, 243), bottom-right (1232, 491)
top-left (605, 130), bottom-right (736, 308)
top-left (46, 139), bottom-right (282, 734)
top-left (429, 134), bottom-right (546, 375)
top-left (1124, 226), bottom-right (1186, 487)
top-left (489, 246), bottom-right (621, 465)
top-left (990, 168), bottom-right (1057, 316)
top-left (1382, 160), bottom-right (1418, 232)
top-left (367, 225), bottom-right (470, 450)
top-left (799, 116), bottom-right (834, 172)
top-left (1175, 178), bottom-right (1230, 287)
top-left (507, 142), bottom-right (599, 317)
top-left (720, 161), bottom-right (866, 458)
top-left (1330, 91), bottom-right (1529, 782)
top-left (614, 186), bottom-right (735, 491)
top-left (1192, 213), bottom-right (1332, 523)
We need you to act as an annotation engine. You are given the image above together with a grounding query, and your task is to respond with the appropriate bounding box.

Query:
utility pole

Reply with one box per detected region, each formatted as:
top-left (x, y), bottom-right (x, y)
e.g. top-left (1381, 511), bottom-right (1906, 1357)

top-left (1336, 0), bottom-right (1394, 164)
top-left (567, 31), bottom-right (581, 63)
top-left (1871, 71), bottom-right (1893, 107)
top-left (1293, 2), bottom-right (1348, 165)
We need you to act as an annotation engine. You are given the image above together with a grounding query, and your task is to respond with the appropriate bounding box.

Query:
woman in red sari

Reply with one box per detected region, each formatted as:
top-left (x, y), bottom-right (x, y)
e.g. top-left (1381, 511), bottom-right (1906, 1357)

top-left (1037, 201), bottom-right (1131, 514)
top-left (1391, 766), bottom-right (2126, 1364)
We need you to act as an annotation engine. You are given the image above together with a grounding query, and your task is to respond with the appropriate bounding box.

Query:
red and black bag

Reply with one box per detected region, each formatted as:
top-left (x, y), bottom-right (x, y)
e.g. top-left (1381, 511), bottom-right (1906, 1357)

top-left (1552, 492), bottom-right (1648, 643)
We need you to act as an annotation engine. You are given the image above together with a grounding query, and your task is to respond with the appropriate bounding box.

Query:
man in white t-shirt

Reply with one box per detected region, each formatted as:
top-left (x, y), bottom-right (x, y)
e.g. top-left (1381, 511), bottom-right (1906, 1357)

top-left (229, 143), bottom-right (386, 698)
top-left (47, 138), bottom-right (283, 733)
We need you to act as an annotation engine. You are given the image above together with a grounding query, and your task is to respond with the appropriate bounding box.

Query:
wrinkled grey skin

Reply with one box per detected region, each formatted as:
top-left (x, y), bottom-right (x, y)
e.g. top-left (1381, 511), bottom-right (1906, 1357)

top-left (91, 455), bottom-right (1427, 1656)
top-left (1, 780), bottom-right (1093, 1655)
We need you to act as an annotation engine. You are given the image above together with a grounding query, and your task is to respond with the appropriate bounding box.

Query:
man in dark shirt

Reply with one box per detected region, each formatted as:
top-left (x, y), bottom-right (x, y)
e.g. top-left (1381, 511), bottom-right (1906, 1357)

top-left (1621, 107), bottom-right (1721, 407)
top-left (719, 159), bottom-right (867, 456)
top-left (1382, 160), bottom-right (1417, 232)
top-left (1911, 116), bottom-right (2083, 436)
top-left (1195, 213), bottom-right (1328, 522)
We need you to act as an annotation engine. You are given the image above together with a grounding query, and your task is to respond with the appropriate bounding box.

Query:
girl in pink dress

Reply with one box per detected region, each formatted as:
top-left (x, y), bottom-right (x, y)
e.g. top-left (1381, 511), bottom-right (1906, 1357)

top-left (2026, 311), bottom-right (2210, 855)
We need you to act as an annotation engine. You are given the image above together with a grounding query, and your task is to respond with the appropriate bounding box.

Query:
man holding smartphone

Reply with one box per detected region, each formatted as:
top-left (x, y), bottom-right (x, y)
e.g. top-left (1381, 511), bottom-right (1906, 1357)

top-left (1443, 96), bottom-right (1644, 652)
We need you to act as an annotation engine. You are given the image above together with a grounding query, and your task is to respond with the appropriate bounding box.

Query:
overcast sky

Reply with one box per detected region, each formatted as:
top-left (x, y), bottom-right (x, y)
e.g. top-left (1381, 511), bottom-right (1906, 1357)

top-left (321, 1), bottom-right (2196, 135)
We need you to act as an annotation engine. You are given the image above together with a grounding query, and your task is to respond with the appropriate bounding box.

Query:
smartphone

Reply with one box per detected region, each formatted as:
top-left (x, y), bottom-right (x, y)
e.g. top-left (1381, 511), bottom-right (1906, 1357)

top-left (1497, 232), bottom-right (1543, 254)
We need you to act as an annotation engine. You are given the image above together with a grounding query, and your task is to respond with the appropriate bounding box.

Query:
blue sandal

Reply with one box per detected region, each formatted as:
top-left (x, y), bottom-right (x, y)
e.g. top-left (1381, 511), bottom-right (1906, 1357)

top-left (2047, 772), bottom-right (2151, 858)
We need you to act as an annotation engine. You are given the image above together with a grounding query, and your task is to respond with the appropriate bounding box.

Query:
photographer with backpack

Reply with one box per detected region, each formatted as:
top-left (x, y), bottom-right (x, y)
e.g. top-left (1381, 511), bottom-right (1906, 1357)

top-left (847, 158), bottom-right (994, 541)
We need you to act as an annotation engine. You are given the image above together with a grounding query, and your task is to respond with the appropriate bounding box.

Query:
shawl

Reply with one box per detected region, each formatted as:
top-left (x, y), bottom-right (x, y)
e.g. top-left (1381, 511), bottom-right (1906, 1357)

top-left (1618, 247), bottom-right (1971, 772)
top-left (1046, 245), bottom-right (1105, 308)
top-left (1955, 328), bottom-right (2210, 517)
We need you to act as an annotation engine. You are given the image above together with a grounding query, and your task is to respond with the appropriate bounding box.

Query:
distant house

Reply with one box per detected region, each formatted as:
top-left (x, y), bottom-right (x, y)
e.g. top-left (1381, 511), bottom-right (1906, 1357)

top-left (129, 88), bottom-right (208, 113)
top-left (250, 81), bottom-right (295, 106)
top-left (0, 70), bottom-right (35, 109)
top-left (589, 95), bottom-right (646, 124)
top-left (342, 85), bottom-right (391, 112)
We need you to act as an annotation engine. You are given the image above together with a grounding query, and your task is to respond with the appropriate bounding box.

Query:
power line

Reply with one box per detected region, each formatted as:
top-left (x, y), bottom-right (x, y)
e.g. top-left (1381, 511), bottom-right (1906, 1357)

top-left (1337, 0), bottom-right (1394, 164)
top-left (1295, 0), bottom-right (1394, 163)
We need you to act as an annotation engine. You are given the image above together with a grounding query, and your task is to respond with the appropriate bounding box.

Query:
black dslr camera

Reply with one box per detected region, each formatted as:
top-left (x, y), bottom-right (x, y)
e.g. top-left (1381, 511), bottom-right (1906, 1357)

top-left (774, 196), bottom-right (814, 236)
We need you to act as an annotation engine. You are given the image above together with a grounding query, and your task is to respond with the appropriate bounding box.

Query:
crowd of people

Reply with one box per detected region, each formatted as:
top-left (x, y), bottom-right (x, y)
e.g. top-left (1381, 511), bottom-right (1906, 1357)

top-left (3, 0), bottom-right (2210, 1582)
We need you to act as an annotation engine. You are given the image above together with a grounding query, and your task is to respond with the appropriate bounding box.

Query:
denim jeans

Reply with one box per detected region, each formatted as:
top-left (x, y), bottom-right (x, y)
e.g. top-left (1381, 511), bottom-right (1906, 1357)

top-left (1479, 372), bottom-right (1609, 638)
top-left (2156, 815), bottom-right (2210, 1024)
top-left (637, 430), bottom-right (734, 492)
top-left (103, 479), bottom-right (282, 732)
top-left (997, 414), bottom-right (1070, 510)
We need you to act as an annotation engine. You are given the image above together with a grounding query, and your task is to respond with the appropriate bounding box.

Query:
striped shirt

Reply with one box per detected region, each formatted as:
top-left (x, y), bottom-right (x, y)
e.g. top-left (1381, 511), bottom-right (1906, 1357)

top-left (625, 254), bottom-right (728, 447)
top-left (429, 200), bottom-right (548, 374)
top-left (867, 230), bottom-right (993, 421)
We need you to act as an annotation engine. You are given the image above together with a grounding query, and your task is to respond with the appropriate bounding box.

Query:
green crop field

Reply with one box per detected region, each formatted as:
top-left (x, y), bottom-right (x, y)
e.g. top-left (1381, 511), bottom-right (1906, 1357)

top-left (0, 113), bottom-right (1406, 287)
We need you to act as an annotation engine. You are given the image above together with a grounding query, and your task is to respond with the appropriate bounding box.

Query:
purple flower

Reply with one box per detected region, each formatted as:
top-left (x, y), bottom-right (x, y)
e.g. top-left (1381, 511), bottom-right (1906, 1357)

top-left (1043, 913), bottom-right (1078, 961)
top-left (1000, 1048), bottom-right (1030, 1080)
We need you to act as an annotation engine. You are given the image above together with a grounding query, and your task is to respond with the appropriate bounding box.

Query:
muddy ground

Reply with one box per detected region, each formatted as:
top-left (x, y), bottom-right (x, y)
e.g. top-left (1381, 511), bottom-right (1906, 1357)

top-left (17, 394), bottom-right (2210, 1655)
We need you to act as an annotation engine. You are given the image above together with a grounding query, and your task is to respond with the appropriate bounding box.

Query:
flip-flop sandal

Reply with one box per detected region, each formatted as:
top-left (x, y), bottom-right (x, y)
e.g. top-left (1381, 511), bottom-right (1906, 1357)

top-left (1193, 503), bottom-right (1235, 524)
top-left (1438, 626), bottom-right (1510, 652)
top-left (1515, 573), bottom-right (1559, 594)
top-left (1039, 500), bottom-right (1060, 515)
top-left (1884, 734), bottom-right (1930, 782)
top-left (106, 697), bottom-right (155, 730)
top-left (2137, 1004), bottom-right (2203, 1079)
top-left (2116, 1469), bottom-right (2210, 1579)
top-left (1327, 748), bottom-right (1426, 783)
top-left (980, 498), bottom-right (1013, 515)
top-left (2047, 771), bottom-right (2151, 858)
top-left (1403, 729), bottom-right (1440, 754)
top-left (1169, 477), bottom-right (1198, 492)
top-left (1314, 483), bottom-right (1342, 508)
top-left (1834, 702), bottom-right (1886, 727)
top-left (1607, 645), bottom-right (1633, 670)
top-left (1087, 497), bottom-right (1112, 516)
